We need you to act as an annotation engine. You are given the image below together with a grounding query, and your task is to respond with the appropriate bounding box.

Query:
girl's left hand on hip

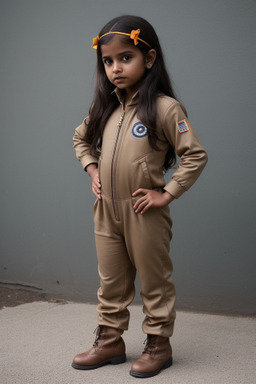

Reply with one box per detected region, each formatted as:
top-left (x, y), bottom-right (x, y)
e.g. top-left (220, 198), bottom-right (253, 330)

top-left (132, 188), bottom-right (174, 214)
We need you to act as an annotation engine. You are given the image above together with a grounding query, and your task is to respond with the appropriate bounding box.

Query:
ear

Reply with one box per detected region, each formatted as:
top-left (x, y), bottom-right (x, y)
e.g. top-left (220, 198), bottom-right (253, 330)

top-left (145, 49), bottom-right (156, 69)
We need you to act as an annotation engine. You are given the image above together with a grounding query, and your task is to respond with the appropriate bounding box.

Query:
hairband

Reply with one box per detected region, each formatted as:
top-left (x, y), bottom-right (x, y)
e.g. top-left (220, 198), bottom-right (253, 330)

top-left (92, 29), bottom-right (151, 49)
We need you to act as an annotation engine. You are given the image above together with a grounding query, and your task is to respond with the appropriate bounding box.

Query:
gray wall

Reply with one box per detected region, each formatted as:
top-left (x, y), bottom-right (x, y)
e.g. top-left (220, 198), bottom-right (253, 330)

top-left (0, 0), bottom-right (255, 315)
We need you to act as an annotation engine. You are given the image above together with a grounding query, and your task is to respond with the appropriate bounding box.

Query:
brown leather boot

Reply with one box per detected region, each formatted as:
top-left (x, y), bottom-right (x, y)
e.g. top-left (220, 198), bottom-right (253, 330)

top-left (72, 326), bottom-right (126, 370)
top-left (130, 334), bottom-right (172, 378)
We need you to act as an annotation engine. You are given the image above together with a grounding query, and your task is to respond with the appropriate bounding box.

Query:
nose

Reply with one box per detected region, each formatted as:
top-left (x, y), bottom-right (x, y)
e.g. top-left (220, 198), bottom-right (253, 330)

top-left (112, 61), bottom-right (122, 73)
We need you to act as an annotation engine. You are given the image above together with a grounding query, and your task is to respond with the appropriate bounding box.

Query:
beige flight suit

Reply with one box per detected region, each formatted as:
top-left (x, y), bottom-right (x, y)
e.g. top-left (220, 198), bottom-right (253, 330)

top-left (73, 90), bottom-right (208, 337)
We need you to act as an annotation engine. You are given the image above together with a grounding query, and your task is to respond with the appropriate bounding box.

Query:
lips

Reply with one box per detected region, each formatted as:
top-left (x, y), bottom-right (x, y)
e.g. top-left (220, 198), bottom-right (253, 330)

top-left (114, 77), bottom-right (126, 82)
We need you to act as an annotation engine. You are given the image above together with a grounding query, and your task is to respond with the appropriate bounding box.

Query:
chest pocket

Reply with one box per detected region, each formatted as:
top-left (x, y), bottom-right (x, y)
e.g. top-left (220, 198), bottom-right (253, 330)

top-left (132, 156), bottom-right (152, 190)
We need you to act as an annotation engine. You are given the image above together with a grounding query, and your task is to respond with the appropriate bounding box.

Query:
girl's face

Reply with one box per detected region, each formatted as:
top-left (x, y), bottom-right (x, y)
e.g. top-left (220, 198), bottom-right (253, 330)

top-left (101, 35), bottom-right (155, 101)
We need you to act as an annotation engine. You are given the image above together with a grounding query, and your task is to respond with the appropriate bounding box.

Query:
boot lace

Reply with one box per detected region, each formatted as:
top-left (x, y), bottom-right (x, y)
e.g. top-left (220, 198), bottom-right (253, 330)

top-left (142, 335), bottom-right (157, 355)
top-left (93, 326), bottom-right (103, 347)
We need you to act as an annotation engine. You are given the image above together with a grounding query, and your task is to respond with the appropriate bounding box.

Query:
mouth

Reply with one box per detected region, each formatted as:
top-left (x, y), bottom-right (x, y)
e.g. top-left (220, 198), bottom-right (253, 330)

top-left (114, 77), bottom-right (126, 83)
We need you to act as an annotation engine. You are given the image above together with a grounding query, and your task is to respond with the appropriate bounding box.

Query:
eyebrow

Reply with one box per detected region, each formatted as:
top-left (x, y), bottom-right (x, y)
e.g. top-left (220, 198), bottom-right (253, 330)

top-left (102, 50), bottom-right (134, 60)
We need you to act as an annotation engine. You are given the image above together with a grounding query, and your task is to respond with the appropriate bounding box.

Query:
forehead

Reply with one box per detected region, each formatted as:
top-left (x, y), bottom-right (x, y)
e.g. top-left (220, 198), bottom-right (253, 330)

top-left (100, 35), bottom-right (139, 56)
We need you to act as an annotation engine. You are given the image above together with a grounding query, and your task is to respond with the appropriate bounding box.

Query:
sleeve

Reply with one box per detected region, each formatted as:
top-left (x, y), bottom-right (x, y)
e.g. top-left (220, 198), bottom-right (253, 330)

top-left (162, 102), bottom-right (208, 198)
top-left (73, 117), bottom-right (99, 171)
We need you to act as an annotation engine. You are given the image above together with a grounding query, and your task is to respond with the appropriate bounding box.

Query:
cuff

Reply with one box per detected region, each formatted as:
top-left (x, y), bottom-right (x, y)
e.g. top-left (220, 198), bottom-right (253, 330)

top-left (80, 155), bottom-right (98, 171)
top-left (164, 179), bottom-right (186, 199)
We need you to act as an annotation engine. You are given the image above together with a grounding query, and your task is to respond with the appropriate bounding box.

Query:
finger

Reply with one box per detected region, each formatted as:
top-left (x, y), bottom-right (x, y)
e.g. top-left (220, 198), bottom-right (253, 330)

top-left (92, 189), bottom-right (99, 199)
top-left (132, 188), bottom-right (141, 197)
top-left (132, 188), bottom-right (148, 197)
top-left (92, 185), bottom-right (102, 199)
top-left (133, 196), bottom-right (147, 211)
top-left (93, 179), bottom-right (101, 189)
top-left (139, 201), bottom-right (151, 214)
top-left (94, 179), bottom-right (101, 188)
top-left (135, 199), bottom-right (150, 213)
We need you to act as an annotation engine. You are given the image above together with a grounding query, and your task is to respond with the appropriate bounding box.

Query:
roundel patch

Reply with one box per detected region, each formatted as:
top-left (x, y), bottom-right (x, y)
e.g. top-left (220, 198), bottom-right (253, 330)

top-left (132, 122), bottom-right (148, 138)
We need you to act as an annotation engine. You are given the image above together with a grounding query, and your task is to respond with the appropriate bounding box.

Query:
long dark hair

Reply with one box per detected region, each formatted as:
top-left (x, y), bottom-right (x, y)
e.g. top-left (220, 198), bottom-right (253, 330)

top-left (86, 15), bottom-right (178, 170)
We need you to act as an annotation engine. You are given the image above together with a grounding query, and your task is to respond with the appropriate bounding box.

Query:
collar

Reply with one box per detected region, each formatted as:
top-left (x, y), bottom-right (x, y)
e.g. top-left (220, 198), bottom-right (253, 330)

top-left (113, 88), bottom-right (139, 107)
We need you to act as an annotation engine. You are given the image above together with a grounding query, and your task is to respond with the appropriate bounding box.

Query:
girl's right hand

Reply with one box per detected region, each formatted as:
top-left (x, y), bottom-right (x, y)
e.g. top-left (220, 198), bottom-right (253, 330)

top-left (86, 164), bottom-right (101, 199)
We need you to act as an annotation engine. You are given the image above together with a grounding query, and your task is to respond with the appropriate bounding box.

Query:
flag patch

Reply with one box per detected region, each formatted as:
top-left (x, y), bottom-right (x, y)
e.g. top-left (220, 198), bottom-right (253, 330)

top-left (177, 119), bottom-right (190, 133)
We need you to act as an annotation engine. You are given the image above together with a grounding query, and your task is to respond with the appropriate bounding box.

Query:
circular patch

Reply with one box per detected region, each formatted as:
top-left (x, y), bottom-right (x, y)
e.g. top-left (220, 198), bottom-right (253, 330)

top-left (132, 122), bottom-right (148, 138)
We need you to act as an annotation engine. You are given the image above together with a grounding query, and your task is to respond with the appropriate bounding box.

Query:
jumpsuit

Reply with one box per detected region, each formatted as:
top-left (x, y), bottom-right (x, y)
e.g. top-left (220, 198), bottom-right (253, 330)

top-left (73, 89), bottom-right (208, 337)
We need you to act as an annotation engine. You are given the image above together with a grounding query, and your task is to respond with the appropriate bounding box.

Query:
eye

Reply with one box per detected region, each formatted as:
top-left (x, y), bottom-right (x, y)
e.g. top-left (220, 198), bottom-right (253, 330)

top-left (103, 58), bottom-right (112, 66)
top-left (122, 55), bottom-right (131, 62)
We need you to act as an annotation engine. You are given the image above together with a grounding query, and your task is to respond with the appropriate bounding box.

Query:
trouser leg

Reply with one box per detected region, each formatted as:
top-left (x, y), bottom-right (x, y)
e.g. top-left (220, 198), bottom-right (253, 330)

top-left (124, 204), bottom-right (176, 338)
top-left (95, 233), bottom-right (136, 330)
top-left (94, 199), bottom-right (136, 331)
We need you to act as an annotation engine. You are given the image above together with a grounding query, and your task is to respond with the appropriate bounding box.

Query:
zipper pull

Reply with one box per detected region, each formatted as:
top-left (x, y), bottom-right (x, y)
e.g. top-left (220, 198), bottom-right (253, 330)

top-left (117, 110), bottom-right (125, 128)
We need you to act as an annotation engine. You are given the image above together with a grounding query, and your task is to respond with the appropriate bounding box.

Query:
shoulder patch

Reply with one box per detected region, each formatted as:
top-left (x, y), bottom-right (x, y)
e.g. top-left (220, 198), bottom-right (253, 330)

top-left (177, 119), bottom-right (190, 133)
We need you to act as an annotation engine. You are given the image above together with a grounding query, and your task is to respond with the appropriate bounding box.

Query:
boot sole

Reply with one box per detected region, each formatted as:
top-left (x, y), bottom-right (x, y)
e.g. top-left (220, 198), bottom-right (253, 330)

top-left (129, 357), bottom-right (172, 378)
top-left (72, 354), bottom-right (126, 370)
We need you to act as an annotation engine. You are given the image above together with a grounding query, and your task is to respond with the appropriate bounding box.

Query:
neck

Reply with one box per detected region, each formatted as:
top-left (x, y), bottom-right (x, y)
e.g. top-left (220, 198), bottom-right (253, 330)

top-left (114, 88), bottom-right (139, 108)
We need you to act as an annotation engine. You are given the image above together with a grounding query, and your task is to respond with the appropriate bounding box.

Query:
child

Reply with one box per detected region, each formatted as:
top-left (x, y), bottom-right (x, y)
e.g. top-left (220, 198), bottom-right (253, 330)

top-left (72, 15), bottom-right (207, 378)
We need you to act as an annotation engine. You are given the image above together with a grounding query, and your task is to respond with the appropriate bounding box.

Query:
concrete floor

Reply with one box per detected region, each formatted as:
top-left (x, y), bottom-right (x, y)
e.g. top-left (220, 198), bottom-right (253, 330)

top-left (0, 302), bottom-right (255, 384)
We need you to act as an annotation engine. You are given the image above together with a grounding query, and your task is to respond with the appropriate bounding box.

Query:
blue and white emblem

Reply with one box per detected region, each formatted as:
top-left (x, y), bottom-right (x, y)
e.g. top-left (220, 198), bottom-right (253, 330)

top-left (132, 122), bottom-right (148, 138)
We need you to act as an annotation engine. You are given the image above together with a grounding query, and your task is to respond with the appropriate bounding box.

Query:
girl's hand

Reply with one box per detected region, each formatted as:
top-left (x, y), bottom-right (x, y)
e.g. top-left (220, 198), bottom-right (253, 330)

top-left (86, 164), bottom-right (101, 199)
top-left (132, 188), bottom-right (174, 214)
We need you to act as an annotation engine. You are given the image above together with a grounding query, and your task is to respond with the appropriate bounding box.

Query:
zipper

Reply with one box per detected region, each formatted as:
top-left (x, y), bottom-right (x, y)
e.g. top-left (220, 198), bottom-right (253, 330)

top-left (111, 109), bottom-right (125, 221)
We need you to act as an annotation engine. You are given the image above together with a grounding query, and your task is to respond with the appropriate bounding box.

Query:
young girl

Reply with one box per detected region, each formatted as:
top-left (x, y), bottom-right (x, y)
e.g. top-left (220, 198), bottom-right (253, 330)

top-left (72, 15), bottom-right (207, 378)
